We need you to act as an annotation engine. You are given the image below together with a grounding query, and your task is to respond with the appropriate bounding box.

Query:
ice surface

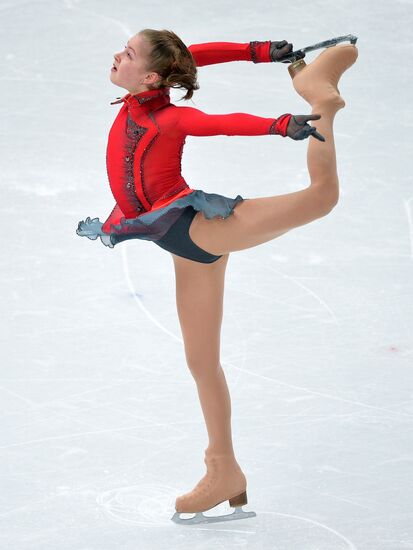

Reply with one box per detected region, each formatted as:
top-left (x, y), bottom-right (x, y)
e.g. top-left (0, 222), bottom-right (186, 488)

top-left (1, 1), bottom-right (412, 549)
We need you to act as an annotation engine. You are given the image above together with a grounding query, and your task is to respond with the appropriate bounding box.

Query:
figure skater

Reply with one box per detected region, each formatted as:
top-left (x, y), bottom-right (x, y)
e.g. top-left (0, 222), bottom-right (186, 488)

top-left (76, 29), bottom-right (358, 524)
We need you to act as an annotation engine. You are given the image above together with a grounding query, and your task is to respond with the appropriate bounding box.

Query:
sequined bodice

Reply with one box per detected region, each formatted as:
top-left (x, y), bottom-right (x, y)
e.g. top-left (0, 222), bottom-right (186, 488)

top-left (101, 40), bottom-right (276, 234)
top-left (105, 87), bottom-right (190, 219)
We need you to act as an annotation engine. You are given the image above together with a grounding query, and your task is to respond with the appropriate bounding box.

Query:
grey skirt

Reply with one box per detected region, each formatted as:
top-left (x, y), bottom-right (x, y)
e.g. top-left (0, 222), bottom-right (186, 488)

top-left (77, 189), bottom-right (246, 250)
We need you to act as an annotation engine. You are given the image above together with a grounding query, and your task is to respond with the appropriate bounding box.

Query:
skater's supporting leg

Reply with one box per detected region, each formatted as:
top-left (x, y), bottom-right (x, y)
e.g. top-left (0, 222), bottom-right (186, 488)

top-left (194, 363), bottom-right (235, 456)
top-left (172, 252), bottom-right (236, 457)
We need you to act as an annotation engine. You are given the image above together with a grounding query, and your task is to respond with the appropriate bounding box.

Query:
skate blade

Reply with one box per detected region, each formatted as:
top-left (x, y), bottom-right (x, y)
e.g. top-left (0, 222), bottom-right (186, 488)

top-left (287, 34), bottom-right (358, 64)
top-left (171, 506), bottom-right (257, 525)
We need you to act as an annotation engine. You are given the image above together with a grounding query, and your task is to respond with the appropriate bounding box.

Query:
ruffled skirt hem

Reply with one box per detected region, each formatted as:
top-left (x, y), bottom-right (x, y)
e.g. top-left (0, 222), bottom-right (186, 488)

top-left (77, 189), bottom-right (246, 248)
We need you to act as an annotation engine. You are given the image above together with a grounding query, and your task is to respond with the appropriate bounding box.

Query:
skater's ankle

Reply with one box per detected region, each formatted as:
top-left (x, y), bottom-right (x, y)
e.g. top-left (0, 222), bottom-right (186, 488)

top-left (205, 447), bottom-right (236, 459)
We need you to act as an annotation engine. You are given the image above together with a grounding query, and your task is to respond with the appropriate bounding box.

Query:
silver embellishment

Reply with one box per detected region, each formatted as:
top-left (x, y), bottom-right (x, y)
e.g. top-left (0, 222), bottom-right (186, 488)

top-left (123, 115), bottom-right (147, 212)
top-left (139, 111), bottom-right (160, 206)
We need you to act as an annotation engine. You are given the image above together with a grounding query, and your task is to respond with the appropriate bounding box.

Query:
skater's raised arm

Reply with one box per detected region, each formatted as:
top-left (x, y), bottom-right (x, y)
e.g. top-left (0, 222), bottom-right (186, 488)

top-left (187, 40), bottom-right (298, 67)
top-left (188, 41), bottom-right (271, 66)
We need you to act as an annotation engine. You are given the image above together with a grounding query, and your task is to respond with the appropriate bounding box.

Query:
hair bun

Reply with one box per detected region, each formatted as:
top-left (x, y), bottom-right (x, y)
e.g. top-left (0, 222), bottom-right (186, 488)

top-left (139, 28), bottom-right (200, 101)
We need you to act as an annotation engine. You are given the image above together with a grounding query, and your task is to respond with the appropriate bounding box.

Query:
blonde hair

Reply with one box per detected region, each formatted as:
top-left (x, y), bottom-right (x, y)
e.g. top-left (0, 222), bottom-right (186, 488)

top-left (139, 28), bottom-right (200, 101)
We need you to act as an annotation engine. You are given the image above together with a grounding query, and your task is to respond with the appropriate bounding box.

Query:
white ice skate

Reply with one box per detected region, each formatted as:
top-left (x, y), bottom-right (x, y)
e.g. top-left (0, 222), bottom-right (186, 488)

top-left (171, 452), bottom-right (257, 526)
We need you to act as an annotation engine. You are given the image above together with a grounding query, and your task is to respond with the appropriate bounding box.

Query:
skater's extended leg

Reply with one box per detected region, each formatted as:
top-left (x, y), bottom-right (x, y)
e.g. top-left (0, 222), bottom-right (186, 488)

top-left (305, 100), bottom-right (341, 204)
top-left (188, 45), bottom-right (358, 256)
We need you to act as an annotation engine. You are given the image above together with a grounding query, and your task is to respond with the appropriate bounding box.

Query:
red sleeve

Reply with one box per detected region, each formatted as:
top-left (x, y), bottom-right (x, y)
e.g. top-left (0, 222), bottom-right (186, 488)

top-left (101, 202), bottom-right (126, 233)
top-left (176, 106), bottom-right (280, 137)
top-left (187, 41), bottom-right (272, 67)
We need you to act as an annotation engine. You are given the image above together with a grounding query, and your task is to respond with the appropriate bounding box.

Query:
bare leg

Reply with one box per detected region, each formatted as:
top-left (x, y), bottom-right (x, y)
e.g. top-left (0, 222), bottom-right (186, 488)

top-left (172, 253), bottom-right (236, 457)
top-left (307, 101), bottom-right (341, 203)
top-left (172, 46), bottom-right (359, 515)
top-left (186, 45), bottom-right (359, 256)
top-left (295, 44), bottom-right (359, 199)
top-left (172, 253), bottom-right (248, 513)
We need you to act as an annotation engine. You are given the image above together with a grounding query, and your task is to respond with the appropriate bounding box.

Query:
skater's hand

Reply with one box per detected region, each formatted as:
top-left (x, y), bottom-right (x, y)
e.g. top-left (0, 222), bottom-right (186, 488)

top-left (287, 114), bottom-right (325, 142)
top-left (270, 40), bottom-right (305, 63)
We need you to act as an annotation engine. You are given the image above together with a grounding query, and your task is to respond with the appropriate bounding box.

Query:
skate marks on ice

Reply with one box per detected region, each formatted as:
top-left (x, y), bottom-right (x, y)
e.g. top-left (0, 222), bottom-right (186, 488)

top-left (405, 196), bottom-right (413, 261)
top-left (248, 510), bottom-right (358, 549)
top-left (175, 509), bottom-right (359, 548)
top-left (120, 246), bottom-right (183, 344)
top-left (122, 245), bottom-right (413, 418)
top-left (96, 482), bottom-right (255, 528)
top-left (96, 483), bottom-right (177, 526)
top-left (95, 483), bottom-right (357, 547)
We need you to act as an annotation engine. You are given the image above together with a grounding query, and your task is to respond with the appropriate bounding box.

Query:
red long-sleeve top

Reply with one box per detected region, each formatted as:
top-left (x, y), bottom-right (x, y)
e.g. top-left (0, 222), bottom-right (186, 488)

top-left (102, 40), bottom-right (285, 233)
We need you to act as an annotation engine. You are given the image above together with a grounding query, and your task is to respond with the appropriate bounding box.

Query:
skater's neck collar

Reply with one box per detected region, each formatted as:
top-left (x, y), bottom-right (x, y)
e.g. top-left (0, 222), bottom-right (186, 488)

top-left (110, 87), bottom-right (171, 111)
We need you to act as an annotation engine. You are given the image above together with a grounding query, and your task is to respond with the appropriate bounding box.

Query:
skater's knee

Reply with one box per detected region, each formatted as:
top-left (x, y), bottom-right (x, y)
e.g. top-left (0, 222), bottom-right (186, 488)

top-left (313, 185), bottom-right (339, 216)
top-left (187, 359), bottom-right (221, 382)
top-left (325, 190), bottom-right (339, 213)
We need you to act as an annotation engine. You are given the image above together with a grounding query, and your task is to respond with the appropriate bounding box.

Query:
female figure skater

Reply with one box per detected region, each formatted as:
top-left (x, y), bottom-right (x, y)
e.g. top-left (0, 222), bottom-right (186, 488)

top-left (77, 29), bottom-right (358, 524)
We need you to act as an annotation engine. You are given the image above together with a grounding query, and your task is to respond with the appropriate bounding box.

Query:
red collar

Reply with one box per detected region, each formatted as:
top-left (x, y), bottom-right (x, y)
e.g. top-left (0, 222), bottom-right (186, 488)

top-left (110, 87), bottom-right (171, 110)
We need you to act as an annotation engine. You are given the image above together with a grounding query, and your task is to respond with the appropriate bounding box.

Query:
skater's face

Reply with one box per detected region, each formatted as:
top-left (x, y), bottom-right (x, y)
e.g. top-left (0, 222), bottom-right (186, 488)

top-left (110, 33), bottom-right (161, 95)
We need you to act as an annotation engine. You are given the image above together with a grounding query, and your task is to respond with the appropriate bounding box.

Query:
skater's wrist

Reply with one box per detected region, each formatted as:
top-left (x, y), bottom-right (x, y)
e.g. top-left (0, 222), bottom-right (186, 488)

top-left (249, 40), bottom-right (272, 63)
top-left (269, 114), bottom-right (292, 137)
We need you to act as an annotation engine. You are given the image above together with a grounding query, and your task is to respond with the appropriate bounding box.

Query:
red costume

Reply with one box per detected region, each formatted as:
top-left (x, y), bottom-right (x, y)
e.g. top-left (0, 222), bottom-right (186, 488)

top-left (76, 40), bottom-right (292, 247)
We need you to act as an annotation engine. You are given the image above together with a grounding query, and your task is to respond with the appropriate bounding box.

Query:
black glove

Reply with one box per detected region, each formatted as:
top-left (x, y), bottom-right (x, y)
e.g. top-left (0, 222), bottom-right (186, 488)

top-left (270, 40), bottom-right (305, 63)
top-left (287, 114), bottom-right (325, 142)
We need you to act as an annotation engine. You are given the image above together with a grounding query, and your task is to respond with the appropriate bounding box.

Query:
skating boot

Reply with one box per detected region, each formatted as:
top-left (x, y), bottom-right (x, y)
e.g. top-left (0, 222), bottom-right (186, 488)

top-left (289, 44), bottom-right (358, 109)
top-left (171, 452), bottom-right (256, 525)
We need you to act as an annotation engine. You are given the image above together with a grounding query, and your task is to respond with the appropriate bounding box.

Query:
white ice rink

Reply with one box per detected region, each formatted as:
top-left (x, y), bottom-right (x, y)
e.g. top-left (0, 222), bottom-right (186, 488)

top-left (1, 0), bottom-right (412, 548)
